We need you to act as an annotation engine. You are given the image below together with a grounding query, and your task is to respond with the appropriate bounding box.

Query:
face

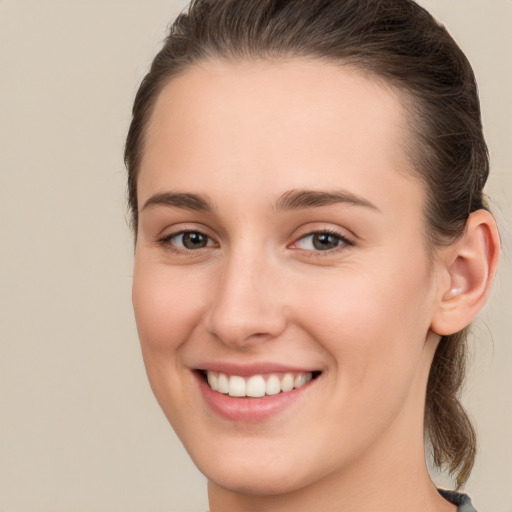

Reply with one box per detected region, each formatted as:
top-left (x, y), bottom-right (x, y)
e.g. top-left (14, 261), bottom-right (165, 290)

top-left (133, 59), bottom-right (442, 498)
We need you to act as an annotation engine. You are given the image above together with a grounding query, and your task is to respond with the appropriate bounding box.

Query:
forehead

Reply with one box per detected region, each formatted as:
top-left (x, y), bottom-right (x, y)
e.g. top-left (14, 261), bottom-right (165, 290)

top-left (139, 57), bottom-right (422, 215)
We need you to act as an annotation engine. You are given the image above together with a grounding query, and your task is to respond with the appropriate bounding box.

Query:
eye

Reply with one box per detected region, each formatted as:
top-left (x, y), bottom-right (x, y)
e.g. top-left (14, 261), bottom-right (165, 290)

top-left (293, 231), bottom-right (353, 251)
top-left (160, 230), bottom-right (216, 251)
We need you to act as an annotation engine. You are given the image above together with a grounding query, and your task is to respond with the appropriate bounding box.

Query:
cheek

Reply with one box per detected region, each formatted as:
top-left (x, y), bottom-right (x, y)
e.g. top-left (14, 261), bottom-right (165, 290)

top-left (295, 256), bottom-right (433, 383)
top-left (291, 264), bottom-right (434, 451)
top-left (131, 260), bottom-right (211, 402)
top-left (132, 262), bottom-right (205, 349)
top-left (131, 261), bottom-right (211, 427)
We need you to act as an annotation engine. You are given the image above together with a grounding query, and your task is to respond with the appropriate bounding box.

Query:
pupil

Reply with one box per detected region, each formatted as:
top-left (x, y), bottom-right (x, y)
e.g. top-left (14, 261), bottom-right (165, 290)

top-left (313, 233), bottom-right (339, 250)
top-left (183, 232), bottom-right (207, 249)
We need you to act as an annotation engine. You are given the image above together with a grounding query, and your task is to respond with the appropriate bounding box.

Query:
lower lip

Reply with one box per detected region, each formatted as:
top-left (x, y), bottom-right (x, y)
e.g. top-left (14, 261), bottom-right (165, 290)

top-left (196, 372), bottom-right (316, 423)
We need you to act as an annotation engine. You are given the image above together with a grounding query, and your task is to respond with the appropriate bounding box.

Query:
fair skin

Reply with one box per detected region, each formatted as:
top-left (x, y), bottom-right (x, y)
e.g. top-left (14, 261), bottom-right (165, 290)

top-left (132, 58), bottom-right (499, 512)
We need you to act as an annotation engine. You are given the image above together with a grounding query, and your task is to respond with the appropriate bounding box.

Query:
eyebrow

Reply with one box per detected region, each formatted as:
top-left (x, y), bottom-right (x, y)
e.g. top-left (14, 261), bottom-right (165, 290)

top-left (142, 192), bottom-right (214, 212)
top-left (275, 189), bottom-right (380, 212)
top-left (141, 188), bottom-right (379, 214)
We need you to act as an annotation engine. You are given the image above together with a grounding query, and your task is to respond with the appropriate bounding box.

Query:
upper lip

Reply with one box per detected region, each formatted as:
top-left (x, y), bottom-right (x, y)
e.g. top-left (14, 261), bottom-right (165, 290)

top-left (196, 362), bottom-right (320, 376)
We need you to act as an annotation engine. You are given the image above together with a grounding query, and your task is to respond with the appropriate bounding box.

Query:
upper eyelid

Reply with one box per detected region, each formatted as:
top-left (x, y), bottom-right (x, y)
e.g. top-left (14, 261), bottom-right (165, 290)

top-left (156, 224), bottom-right (216, 241)
top-left (298, 228), bottom-right (352, 239)
top-left (291, 225), bottom-right (355, 243)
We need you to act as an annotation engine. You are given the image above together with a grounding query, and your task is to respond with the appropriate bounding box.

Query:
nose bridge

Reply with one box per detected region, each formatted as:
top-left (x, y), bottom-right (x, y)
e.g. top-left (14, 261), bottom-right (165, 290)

top-left (205, 240), bottom-right (286, 346)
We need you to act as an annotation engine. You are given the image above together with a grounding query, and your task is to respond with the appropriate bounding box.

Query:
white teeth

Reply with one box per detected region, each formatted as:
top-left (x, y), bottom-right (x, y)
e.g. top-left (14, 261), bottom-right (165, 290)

top-left (246, 375), bottom-right (266, 397)
top-left (205, 371), bottom-right (314, 397)
top-left (217, 373), bottom-right (229, 394)
top-left (228, 375), bottom-right (246, 397)
top-left (294, 374), bottom-right (306, 388)
top-left (281, 373), bottom-right (294, 392)
top-left (265, 375), bottom-right (281, 395)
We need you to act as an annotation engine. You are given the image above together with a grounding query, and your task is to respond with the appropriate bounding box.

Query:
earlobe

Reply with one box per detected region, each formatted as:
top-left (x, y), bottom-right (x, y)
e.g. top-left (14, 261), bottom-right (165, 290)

top-left (431, 209), bottom-right (500, 336)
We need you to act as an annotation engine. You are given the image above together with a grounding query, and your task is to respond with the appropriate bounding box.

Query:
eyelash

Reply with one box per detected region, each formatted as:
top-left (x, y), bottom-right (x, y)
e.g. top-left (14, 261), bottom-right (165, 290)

top-left (156, 228), bottom-right (354, 256)
top-left (291, 229), bottom-right (354, 255)
top-left (156, 230), bottom-right (217, 255)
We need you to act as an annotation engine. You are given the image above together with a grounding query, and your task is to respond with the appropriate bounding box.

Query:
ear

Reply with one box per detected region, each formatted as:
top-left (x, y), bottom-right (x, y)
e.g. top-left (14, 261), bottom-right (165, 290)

top-left (430, 209), bottom-right (500, 336)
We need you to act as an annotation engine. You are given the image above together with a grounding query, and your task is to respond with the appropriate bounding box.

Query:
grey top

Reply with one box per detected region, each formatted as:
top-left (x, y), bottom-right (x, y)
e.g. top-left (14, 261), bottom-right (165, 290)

top-left (439, 489), bottom-right (478, 512)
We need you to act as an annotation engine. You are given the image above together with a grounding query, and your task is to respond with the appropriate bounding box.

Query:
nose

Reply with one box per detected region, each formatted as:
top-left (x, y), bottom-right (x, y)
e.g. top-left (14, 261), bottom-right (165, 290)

top-left (204, 248), bottom-right (288, 348)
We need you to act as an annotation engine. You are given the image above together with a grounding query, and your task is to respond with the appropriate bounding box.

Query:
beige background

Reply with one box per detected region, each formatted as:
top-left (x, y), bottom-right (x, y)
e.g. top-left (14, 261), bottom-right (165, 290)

top-left (0, 1), bottom-right (510, 511)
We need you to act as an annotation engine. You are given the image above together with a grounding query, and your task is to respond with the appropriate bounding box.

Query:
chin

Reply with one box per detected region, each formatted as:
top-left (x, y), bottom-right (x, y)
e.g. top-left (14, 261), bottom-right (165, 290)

top-left (203, 463), bottom-right (308, 497)
top-left (188, 440), bottom-right (331, 498)
top-left (211, 474), bottom-right (291, 496)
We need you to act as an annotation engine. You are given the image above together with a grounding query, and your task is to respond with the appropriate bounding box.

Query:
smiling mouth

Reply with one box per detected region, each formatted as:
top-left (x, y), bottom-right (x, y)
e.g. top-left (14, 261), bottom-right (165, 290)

top-left (199, 370), bottom-right (321, 398)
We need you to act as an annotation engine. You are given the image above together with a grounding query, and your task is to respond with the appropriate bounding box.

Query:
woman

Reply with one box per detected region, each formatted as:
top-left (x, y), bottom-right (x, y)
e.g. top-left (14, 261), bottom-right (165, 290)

top-left (125, 1), bottom-right (500, 510)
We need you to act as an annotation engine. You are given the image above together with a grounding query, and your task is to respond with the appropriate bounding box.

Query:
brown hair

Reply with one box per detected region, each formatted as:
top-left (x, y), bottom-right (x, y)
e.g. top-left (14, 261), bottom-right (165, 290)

top-left (125, 0), bottom-right (489, 488)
